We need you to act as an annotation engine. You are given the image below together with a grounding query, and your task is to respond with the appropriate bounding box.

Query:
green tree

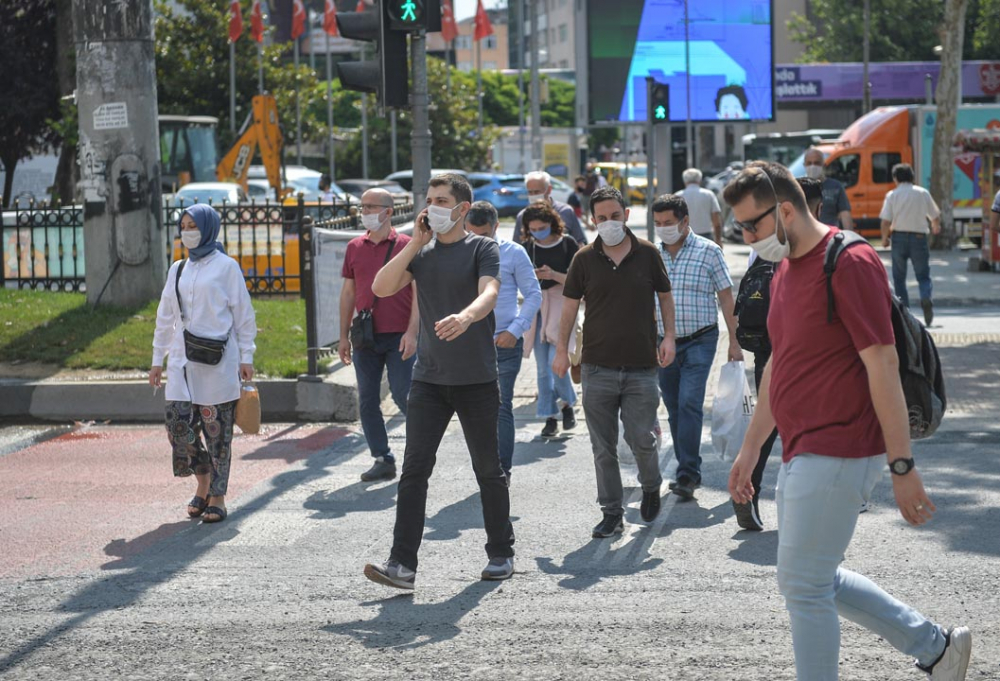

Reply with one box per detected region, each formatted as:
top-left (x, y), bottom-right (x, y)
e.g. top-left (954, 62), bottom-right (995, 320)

top-left (0, 0), bottom-right (61, 207)
top-left (153, 0), bottom-right (318, 153)
top-left (787, 0), bottom-right (1000, 63)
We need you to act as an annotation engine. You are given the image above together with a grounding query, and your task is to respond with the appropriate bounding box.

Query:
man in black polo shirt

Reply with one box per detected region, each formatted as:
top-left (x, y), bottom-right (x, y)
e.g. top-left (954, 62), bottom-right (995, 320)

top-left (553, 186), bottom-right (677, 538)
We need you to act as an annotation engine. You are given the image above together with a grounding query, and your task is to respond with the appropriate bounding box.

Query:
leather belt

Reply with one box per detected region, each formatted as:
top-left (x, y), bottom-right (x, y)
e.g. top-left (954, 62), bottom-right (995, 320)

top-left (675, 324), bottom-right (718, 344)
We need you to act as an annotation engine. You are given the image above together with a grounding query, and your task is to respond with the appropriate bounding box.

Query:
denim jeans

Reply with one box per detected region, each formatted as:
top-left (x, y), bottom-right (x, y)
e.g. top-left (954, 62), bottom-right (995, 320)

top-left (533, 322), bottom-right (577, 419)
top-left (890, 232), bottom-right (932, 307)
top-left (657, 327), bottom-right (718, 484)
top-left (497, 338), bottom-right (524, 475)
top-left (390, 380), bottom-right (515, 572)
top-left (581, 364), bottom-right (663, 516)
top-left (353, 332), bottom-right (415, 463)
top-left (776, 454), bottom-right (946, 679)
top-left (749, 350), bottom-right (779, 502)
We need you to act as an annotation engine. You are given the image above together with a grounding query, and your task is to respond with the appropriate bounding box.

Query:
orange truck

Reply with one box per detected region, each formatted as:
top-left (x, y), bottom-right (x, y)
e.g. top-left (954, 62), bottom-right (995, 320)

top-left (792, 104), bottom-right (1000, 241)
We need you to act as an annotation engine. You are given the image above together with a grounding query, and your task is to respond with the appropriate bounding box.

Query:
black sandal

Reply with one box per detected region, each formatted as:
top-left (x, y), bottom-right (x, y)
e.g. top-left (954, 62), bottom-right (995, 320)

top-left (187, 496), bottom-right (209, 518)
top-left (203, 506), bottom-right (227, 523)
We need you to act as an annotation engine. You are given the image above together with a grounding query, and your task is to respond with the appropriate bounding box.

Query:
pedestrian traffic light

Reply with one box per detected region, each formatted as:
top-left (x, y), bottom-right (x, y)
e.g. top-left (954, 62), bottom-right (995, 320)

top-left (649, 83), bottom-right (670, 124)
top-left (386, 0), bottom-right (425, 29)
top-left (336, 3), bottom-right (408, 109)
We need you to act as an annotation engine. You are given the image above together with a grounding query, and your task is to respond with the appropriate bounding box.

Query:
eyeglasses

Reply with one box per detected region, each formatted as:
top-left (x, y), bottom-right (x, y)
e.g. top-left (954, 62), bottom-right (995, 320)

top-left (733, 205), bottom-right (776, 235)
top-left (360, 203), bottom-right (391, 211)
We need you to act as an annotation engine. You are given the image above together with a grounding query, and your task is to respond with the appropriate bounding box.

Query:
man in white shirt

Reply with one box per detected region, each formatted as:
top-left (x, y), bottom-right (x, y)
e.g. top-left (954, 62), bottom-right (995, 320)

top-left (879, 163), bottom-right (941, 326)
top-left (677, 168), bottom-right (723, 245)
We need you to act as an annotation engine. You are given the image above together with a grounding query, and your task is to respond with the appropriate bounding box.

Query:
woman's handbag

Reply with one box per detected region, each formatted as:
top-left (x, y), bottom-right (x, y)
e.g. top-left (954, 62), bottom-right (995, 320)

top-left (175, 259), bottom-right (228, 366)
top-left (234, 381), bottom-right (261, 434)
top-left (348, 238), bottom-right (396, 352)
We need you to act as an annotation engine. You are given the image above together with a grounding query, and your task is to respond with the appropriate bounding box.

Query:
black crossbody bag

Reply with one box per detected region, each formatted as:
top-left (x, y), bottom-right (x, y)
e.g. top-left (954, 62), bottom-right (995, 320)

top-left (350, 238), bottom-right (396, 351)
top-left (175, 259), bottom-right (228, 366)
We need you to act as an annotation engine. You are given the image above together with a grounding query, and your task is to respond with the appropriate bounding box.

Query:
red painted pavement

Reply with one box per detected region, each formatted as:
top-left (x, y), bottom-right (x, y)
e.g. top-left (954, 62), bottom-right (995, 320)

top-left (0, 424), bottom-right (352, 580)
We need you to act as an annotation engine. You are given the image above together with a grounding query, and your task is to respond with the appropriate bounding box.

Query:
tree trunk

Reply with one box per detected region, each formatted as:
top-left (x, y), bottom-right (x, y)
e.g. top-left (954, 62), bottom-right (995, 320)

top-left (1, 151), bottom-right (16, 209)
top-left (53, 0), bottom-right (77, 205)
top-left (930, 0), bottom-right (968, 249)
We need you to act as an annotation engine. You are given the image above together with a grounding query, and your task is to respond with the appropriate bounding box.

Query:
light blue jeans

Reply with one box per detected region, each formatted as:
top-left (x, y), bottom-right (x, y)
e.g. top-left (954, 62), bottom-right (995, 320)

top-left (533, 322), bottom-right (577, 419)
top-left (776, 454), bottom-right (946, 679)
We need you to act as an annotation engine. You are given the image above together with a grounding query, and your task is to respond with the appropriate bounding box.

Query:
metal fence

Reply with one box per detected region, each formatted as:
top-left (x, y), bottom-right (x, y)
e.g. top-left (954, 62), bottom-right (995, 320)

top-left (2, 198), bottom-right (356, 296)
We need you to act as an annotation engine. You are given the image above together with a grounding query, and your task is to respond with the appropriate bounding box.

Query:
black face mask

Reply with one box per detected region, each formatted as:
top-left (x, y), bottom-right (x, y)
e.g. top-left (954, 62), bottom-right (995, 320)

top-left (575, 185), bottom-right (585, 192)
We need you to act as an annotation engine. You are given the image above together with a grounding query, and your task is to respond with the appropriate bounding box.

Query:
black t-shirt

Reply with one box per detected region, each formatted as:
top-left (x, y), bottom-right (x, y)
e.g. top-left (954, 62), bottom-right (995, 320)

top-left (526, 236), bottom-right (579, 290)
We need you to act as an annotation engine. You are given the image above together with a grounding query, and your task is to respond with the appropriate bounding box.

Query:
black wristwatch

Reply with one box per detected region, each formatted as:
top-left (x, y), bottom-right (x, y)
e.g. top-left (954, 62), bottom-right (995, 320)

top-left (889, 458), bottom-right (915, 476)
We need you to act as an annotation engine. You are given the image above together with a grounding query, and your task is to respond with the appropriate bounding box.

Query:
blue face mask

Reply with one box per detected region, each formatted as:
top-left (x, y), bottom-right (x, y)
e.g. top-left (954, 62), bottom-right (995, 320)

top-left (530, 226), bottom-right (552, 241)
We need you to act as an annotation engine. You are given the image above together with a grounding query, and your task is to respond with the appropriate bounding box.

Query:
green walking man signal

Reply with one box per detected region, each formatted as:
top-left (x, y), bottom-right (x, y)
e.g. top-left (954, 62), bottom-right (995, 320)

top-left (400, 0), bottom-right (417, 21)
top-left (387, 0), bottom-right (425, 29)
top-left (649, 83), bottom-right (670, 124)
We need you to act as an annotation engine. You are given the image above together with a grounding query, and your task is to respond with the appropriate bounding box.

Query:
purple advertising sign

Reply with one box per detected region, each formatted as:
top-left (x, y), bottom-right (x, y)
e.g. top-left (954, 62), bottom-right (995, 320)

top-left (776, 61), bottom-right (1000, 102)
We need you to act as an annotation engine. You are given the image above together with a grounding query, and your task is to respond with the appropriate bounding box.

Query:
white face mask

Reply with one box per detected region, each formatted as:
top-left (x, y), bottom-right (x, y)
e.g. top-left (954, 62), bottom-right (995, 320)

top-left (529, 193), bottom-right (548, 204)
top-left (361, 210), bottom-right (387, 231)
top-left (804, 164), bottom-right (824, 180)
top-left (426, 204), bottom-right (461, 234)
top-left (656, 222), bottom-right (684, 245)
top-left (749, 211), bottom-right (791, 262)
top-left (597, 220), bottom-right (627, 246)
top-left (181, 230), bottom-right (202, 250)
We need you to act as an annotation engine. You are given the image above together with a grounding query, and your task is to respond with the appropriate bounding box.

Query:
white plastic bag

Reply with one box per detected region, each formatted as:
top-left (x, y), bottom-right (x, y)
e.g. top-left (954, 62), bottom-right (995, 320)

top-left (711, 361), bottom-right (754, 460)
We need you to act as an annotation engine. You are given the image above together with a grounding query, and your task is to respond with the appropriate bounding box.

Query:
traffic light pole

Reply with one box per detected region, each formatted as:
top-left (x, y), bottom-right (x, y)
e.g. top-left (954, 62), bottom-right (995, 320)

top-left (411, 30), bottom-right (431, 214)
top-left (646, 77), bottom-right (655, 242)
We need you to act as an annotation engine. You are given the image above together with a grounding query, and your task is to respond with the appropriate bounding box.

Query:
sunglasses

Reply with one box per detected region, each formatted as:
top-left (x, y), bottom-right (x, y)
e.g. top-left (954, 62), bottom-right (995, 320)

top-left (734, 204), bottom-right (776, 235)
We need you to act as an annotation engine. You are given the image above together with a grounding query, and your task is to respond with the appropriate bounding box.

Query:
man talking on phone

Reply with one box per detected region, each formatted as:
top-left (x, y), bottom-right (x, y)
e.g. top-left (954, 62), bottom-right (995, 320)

top-left (364, 174), bottom-right (516, 589)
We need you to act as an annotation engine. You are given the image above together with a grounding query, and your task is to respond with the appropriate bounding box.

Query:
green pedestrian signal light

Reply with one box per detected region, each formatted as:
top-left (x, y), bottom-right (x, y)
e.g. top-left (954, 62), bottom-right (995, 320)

top-left (387, 0), bottom-right (425, 29)
top-left (649, 83), bottom-right (670, 124)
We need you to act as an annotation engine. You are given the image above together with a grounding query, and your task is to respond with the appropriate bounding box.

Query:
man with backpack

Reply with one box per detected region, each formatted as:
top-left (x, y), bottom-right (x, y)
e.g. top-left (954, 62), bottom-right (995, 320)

top-left (724, 162), bottom-right (969, 680)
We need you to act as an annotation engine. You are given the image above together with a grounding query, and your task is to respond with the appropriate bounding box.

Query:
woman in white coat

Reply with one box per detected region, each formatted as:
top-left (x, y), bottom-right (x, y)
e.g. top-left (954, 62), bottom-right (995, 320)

top-left (149, 204), bottom-right (257, 523)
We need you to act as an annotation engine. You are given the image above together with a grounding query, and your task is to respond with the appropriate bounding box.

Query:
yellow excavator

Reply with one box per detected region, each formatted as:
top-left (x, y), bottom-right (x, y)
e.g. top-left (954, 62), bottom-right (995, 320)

top-left (216, 94), bottom-right (290, 198)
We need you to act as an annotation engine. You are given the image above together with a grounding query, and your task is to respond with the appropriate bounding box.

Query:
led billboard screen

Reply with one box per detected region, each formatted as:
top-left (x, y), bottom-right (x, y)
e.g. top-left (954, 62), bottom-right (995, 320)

top-left (587, 0), bottom-right (775, 124)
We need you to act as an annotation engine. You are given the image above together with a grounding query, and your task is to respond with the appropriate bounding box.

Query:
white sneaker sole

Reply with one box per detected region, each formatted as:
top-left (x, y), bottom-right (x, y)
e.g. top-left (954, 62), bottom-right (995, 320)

top-left (934, 627), bottom-right (972, 680)
top-left (363, 564), bottom-right (415, 590)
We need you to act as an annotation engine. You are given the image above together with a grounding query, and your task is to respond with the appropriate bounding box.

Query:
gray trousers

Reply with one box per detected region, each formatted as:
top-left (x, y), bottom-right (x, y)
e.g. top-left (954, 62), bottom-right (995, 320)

top-left (581, 363), bottom-right (663, 516)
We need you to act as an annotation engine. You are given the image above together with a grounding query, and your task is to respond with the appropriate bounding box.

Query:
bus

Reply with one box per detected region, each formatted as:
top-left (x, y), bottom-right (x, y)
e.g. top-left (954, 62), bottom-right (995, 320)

top-left (742, 129), bottom-right (842, 165)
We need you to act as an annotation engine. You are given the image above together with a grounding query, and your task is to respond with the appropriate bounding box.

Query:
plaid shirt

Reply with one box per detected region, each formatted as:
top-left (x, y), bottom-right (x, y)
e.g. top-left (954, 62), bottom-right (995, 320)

top-left (656, 232), bottom-right (732, 337)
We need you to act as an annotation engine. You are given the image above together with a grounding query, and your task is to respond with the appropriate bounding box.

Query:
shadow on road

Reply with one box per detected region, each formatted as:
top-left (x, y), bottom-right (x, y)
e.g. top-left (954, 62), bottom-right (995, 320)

top-left (322, 580), bottom-right (500, 650)
top-left (303, 480), bottom-right (398, 521)
top-left (536, 536), bottom-right (664, 591)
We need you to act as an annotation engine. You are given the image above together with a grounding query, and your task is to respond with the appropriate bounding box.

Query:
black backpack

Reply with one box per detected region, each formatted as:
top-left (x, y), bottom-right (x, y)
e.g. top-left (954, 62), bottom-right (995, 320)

top-left (824, 231), bottom-right (946, 440)
top-left (734, 255), bottom-right (776, 354)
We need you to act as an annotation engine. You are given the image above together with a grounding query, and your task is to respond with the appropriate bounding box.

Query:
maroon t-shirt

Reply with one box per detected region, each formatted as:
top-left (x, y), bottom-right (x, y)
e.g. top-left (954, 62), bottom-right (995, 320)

top-left (768, 228), bottom-right (895, 463)
top-left (341, 230), bottom-right (413, 334)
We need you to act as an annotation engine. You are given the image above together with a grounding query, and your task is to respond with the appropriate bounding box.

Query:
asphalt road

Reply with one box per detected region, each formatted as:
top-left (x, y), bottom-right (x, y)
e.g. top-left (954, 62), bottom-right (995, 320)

top-left (1, 304), bottom-right (998, 680)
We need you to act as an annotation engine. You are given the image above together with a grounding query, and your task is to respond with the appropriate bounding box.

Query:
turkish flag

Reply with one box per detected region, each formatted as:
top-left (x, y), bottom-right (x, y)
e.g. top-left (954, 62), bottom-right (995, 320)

top-left (441, 0), bottom-right (459, 42)
top-left (250, 0), bottom-right (265, 42)
top-left (228, 0), bottom-right (243, 42)
top-left (291, 0), bottom-right (307, 40)
top-left (323, 0), bottom-right (338, 36)
top-left (473, 0), bottom-right (493, 42)
top-left (356, 0), bottom-right (366, 11)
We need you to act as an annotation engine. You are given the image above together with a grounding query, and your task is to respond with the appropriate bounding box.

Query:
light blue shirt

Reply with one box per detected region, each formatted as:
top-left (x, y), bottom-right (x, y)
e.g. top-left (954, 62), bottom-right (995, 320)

top-left (494, 238), bottom-right (542, 339)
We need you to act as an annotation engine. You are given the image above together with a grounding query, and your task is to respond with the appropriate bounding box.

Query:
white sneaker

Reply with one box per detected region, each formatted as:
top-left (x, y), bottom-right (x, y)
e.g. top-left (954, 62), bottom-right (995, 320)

top-left (920, 626), bottom-right (972, 680)
top-left (481, 557), bottom-right (514, 581)
top-left (364, 560), bottom-right (415, 590)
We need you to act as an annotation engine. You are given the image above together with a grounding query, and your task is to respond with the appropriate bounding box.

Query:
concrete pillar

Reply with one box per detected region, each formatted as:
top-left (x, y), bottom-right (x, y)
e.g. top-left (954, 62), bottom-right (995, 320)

top-left (74, 0), bottom-right (165, 307)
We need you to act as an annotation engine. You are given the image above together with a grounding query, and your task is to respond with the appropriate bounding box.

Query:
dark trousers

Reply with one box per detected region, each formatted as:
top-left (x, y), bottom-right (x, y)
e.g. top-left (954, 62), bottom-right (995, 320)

top-left (165, 400), bottom-right (237, 497)
top-left (750, 351), bottom-right (779, 504)
top-left (353, 332), bottom-right (415, 462)
top-left (390, 380), bottom-right (515, 572)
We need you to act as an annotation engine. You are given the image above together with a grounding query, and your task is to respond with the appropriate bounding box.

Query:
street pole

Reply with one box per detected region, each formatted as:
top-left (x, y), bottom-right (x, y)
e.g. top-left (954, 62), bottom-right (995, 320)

top-left (411, 30), bottom-right (431, 213)
top-left (360, 45), bottom-right (369, 179)
top-left (73, 0), bottom-right (165, 307)
top-left (446, 40), bottom-right (452, 93)
top-left (684, 0), bottom-right (693, 168)
top-left (529, 0), bottom-right (541, 170)
top-left (517, 0), bottom-right (526, 173)
top-left (257, 41), bottom-right (264, 94)
top-left (325, 31), bottom-right (335, 178)
top-left (645, 78), bottom-right (655, 242)
top-left (391, 110), bottom-right (398, 173)
top-left (863, 0), bottom-right (871, 114)
top-left (294, 37), bottom-right (303, 166)
top-left (229, 41), bottom-right (236, 134)
top-left (477, 38), bottom-right (483, 150)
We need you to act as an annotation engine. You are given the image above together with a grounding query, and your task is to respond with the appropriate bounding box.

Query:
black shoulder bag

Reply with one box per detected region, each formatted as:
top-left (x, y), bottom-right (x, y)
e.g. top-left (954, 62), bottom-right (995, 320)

top-left (175, 259), bottom-right (228, 366)
top-left (350, 239), bottom-right (396, 352)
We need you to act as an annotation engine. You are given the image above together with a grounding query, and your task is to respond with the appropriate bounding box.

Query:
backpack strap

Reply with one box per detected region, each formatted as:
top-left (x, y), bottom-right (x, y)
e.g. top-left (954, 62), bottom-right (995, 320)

top-left (174, 259), bottom-right (187, 323)
top-left (824, 230), bottom-right (869, 323)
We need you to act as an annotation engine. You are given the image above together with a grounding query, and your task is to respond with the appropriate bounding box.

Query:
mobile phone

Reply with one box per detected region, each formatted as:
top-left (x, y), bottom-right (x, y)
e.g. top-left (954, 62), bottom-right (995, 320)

top-left (420, 214), bottom-right (430, 232)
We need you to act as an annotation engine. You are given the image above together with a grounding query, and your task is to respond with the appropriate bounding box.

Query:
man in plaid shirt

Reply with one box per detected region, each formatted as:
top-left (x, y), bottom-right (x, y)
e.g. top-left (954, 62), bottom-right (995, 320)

top-left (653, 194), bottom-right (742, 501)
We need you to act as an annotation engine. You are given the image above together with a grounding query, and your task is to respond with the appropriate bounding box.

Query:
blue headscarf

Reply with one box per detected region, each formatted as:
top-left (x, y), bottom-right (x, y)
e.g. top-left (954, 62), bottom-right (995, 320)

top-left (179, 204), bottom-right (227, 261)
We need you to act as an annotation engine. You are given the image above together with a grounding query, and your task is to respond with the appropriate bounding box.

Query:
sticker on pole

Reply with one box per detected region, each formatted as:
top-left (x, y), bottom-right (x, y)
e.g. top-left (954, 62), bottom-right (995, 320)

top-left (93, 103), bottom-right (129, 130)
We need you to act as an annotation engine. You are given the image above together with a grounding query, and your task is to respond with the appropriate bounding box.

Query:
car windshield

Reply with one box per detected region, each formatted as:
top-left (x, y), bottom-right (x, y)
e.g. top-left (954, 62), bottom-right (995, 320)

top-left (176, 188), bottom-right (235, 204)
top-left (787, 152), bottom-right (808, 178)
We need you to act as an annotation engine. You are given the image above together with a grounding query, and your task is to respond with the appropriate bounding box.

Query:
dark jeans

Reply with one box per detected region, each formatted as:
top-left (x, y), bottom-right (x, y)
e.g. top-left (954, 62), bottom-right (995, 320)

top-left (390, 380), bottom-right (515, 571)
top-left (890, 232), bottom-right (932, 307)
top-left (657, 327), bottom-right (719, 484)
top-left (750, 351), bottom-right (779, 504)
top-left (497, 338), bottom-right (524, 475)
top-left (353, 332), bottom-right (415, 462)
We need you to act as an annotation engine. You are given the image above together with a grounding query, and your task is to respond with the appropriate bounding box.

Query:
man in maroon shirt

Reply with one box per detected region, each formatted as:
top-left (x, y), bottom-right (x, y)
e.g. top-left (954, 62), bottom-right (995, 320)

top-left (339, 188), bottom-right (419, 482)
top-left (724, 162), bottom-right (971, 680)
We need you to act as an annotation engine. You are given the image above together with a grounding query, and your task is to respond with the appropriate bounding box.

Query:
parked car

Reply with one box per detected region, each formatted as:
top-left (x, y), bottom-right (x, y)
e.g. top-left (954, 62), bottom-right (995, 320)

top-left (383, 169), bottom-right (467, 192)
top-left (337, 179), bottom-right (412, 204)
top-left (173, 182), bottom-right (248, 205)
top-left (467, 172), bottom-right (530, 216)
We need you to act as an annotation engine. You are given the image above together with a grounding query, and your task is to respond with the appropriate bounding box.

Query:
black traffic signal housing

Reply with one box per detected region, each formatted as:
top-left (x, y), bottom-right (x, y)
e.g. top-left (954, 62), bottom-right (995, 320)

top-left (336, 3), bottom-right (408, 109)
top-left (386, 0), bottom-right (425, 30)
top-left (649, 83), bottom-right (670, 124)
